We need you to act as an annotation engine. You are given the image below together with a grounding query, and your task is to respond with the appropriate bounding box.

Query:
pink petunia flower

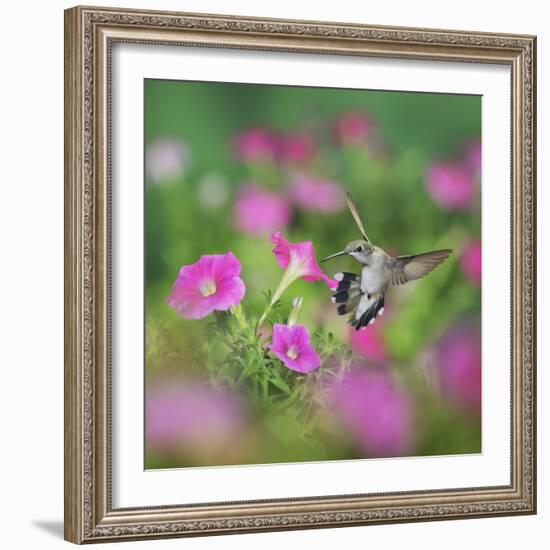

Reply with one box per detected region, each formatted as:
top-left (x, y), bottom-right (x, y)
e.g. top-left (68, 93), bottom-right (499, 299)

top-left (271, 232), bottom-right (337, 289)
top-left (348, 322), bottom-right (387, 362)
top-left (460, 240), bottom-right (482, 286)
top-left (233, 128), bottom-right (280, 161)
top-left (334, 111), bottom-right (374, 144)
top-left (331, 367), bottom-right (414, 457)
top-left (257, 233), bottom-right (336, 327)
top-left (146, 380), bottom-right (246, 451)
top-left (269, 323), bottom-right (320, 373)
top-left (290, 175), bottom-right (345, 212)
top-left (426, 162), bottom-right (476, 210)
top-left (146, 138), bottom-right (190, 183)
top-left (432, 324), bottom-right (481, 414)
top-left (280, 133), bottom-right (315, 164)
top-left (167, 252), bottom-right (245, 319)
top-left (233, 184), bottom-right (291, 236)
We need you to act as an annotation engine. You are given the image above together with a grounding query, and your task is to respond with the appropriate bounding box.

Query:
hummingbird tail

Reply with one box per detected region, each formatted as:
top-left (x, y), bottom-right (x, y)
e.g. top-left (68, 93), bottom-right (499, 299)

top-left (332, 273), bottom-right (385, 330)
top-left (350, 293), bottom-right (385, 331)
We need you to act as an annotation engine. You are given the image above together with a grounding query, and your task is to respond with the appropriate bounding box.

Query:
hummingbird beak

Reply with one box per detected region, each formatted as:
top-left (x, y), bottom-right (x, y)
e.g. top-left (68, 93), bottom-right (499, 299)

top-left (321, 250), bottom-right (347, 262)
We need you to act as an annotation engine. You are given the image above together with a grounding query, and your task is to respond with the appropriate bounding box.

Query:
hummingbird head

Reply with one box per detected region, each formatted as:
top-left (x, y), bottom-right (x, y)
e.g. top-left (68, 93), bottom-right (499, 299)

top-left (321, 239), bottom-right (373, 263)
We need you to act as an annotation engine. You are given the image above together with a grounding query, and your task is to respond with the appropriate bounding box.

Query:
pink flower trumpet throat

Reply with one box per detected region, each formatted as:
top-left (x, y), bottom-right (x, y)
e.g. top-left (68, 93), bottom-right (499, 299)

top-left (269, 323), bottom-right (320, 373)
top-left (257, 232), bottom-right (336, 328)
top-left (271, 232), bottom-right (337, 289)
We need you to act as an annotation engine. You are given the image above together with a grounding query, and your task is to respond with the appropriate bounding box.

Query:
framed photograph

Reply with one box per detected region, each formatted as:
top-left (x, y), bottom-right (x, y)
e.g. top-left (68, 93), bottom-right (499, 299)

top-left (64, 5), bottom-right (537, 544)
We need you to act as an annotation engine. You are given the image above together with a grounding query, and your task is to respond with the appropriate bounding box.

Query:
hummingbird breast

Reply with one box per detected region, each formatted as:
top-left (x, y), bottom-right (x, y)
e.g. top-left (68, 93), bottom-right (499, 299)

top-left (360, 250), bottom-right (390, 295)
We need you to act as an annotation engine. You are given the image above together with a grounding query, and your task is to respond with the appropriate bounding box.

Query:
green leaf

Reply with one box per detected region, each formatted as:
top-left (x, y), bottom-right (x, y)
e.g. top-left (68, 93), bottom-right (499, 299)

top-left (269, 375), bottom-right (291, 394)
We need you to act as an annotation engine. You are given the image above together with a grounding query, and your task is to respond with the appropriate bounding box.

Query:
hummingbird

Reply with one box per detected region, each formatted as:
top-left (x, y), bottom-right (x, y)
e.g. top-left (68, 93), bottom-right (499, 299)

top-left (322, 193), bottom-right (452, 331)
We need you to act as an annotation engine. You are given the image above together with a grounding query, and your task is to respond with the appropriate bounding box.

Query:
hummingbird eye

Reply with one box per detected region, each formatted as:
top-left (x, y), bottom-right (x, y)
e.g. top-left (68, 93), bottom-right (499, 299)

top-left (355, 246), bottom-right (363, 253)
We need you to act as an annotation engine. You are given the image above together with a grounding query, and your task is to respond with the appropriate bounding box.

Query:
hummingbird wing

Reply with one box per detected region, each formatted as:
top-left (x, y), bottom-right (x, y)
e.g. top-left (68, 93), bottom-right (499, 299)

top-left (390, 249), bottom-right (452, 286)
top-left (332, 272), bottom-right (362, 315)
top-left (346, 193), bottom-right (370, 243)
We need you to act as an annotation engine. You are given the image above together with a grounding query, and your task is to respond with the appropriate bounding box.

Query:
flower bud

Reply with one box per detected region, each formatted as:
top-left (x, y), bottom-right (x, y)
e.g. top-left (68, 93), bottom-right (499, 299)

top-left (287, 297), bottom-right (303, 327)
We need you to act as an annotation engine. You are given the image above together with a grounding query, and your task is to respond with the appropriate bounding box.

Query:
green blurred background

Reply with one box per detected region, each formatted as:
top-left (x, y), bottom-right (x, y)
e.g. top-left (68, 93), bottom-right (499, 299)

top-left (145, 79), bottom-right (482, 469)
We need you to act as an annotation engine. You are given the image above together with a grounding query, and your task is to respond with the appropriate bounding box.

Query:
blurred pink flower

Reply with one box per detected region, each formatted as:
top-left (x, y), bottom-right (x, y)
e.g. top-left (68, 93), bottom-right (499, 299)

top-left (433, 324), bottom-right (481, 414)
top-left (233, 184), bottom-right (291, 235)
top-left (331, 367), bottom-right (414, 457)
top-left (334, 111), bottom-right (373, 144)
top-left (463, 140), bottom-right (482, 176)
top-left (271, 231), bottom-right (337, 289)
top-left (233, 128), bottom-right (280, 161)
top-left (290, 175), bottom-right (345, 212)
top-left (460, 240), bottom-right (482, 286)
top-left (426, 162), bottom-right (476, 210)
top-left (146, 138), bottom-right (190, 183)
top-left (269, 323), bottom-right (320, 373)
top-left (146, 381), bottom-right (246, 450)
top-left (281, 133), bottom-right (315, 163)
top-left (348, 323), bottom-right (387, 362)
top-left (167, 252), bottom-right (245, 319)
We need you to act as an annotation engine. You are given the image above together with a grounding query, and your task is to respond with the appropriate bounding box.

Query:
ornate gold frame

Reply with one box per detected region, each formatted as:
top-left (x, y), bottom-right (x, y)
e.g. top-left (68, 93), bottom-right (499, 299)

top-left (64, 5), bottom-right (537, 544)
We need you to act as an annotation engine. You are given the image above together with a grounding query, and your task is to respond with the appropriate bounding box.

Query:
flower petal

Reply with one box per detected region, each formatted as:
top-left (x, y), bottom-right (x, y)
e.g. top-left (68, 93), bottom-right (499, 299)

top-left (460, 240), bottom-right (482, 286)
top-left (426, 162), bottom-right (476, 210)
top-left (290, 324), bottom-right (310, 348)
top-left (270, 232), bottom-right (336, 289)
top-left (290, 175), bottom-right (345, 212)
top-left (292, 347), bottom-right (321, 373)
top-left (234, 185), bottom-right (291, 236)
top-left (349, 323), bottom-right (388, 362)
top-left (281, 133), bottom-right (315, 164)
top-left (233, 128), bottom-right (280, 161)
top-left (331, 368), bottom-right (414, 457)
top-left (211, 277), bottom-right (246, 312)
top-left (270, 324), bottom-right (320, 373)
top-left (168, 252), bottom-right (246, 319)
top-left (433, 324), bottom-right (481, 413)
top-left (334, 111), bottom-right (374, 144)
top-left (271, 231), bottom-right (291, 269)
top-left (270, 323), bottom-right (291, 355)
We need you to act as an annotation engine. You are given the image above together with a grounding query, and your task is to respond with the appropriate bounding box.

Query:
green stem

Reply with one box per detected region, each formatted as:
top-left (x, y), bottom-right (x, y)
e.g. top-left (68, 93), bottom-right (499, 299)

top-left (256, 269), bottom-right (297, 330)
top-left (275, 382), bottom-right (303, 413)
top-left (230, 304), bottom-right (248, 331)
